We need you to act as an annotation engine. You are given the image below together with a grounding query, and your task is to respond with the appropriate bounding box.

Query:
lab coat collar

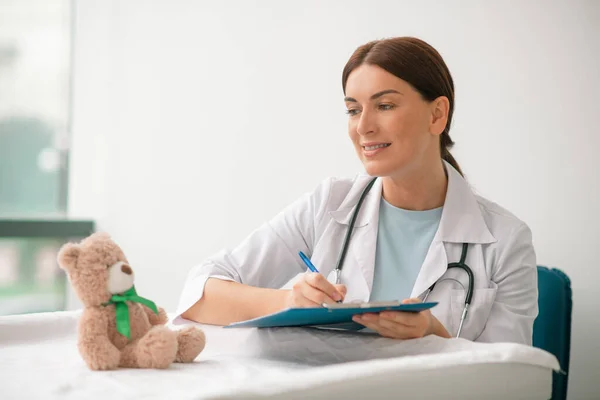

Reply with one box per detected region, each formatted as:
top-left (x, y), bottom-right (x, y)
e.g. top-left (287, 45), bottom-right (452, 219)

top-left (328, 161), bottom-right (496, 297)
top-left (328, 176), bottom-right (383, 228)
top-left (329, 161), bottom-right (497, 245)
top-left (437, 161), bottom-right (497, 245)
top-left (409, 161), bottom-right (496, 298)
top-left (328, 176), bottom-right (383, 294)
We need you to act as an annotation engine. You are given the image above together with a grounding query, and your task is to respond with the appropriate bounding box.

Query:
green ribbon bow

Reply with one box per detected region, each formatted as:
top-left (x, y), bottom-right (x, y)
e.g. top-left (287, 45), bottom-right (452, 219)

top-left (102, 286), bottom-right (158, 339)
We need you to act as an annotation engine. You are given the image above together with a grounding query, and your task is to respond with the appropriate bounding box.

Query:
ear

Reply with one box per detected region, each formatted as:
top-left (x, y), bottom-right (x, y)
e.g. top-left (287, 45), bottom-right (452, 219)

top-left (430, 96), bottom-right (450, 136)
top-left (57, 243), bottom-right (81, 271)
top-left (89, 231), bottom-right (111, 241)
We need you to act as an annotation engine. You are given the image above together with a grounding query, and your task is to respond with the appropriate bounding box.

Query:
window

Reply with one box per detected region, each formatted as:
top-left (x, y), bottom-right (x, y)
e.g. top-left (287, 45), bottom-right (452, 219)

top-left (0, 0), bottom-right (93, 315)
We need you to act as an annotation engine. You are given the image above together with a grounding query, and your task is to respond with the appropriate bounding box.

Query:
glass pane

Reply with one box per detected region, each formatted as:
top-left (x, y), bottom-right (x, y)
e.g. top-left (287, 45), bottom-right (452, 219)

top-left (0, 0), bottom-right (72, 217)
top-left (0, 237), bottom-right (67, 315)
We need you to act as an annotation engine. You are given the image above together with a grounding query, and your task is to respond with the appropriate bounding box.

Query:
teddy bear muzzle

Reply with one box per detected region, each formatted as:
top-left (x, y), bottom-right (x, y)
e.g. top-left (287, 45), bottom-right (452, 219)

top-left (107, 261), bottom-right (135, 294)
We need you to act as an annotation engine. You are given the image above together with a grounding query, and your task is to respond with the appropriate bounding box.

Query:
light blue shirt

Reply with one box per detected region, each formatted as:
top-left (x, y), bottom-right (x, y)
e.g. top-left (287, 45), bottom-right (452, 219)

top-left (369, 197), bottom-right (443, 302)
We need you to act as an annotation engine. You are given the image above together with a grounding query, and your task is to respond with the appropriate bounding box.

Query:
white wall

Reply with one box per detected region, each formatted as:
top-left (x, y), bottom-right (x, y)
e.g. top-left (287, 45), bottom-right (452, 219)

top-left (68, 1), bottom-right (599, 398)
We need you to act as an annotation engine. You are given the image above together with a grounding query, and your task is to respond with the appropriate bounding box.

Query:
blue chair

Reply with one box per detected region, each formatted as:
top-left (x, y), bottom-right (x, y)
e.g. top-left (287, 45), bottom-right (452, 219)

top-left (533, 266), bottom-right (572, 400)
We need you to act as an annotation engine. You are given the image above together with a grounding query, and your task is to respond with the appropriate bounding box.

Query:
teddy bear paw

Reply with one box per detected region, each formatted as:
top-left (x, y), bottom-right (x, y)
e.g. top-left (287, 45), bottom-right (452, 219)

top-left (135, 326), bottom-right (178, 369)
top-left (83, 345), bottom-right (121, 371)
top-left (174, 326), bottom-right (206, 363)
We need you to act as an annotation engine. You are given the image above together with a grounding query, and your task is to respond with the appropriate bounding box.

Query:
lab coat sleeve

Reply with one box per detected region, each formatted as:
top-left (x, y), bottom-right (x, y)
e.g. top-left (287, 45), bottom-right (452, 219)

top-left (175, 178), bottom-right (333, 317)
top-left (476, 223), bottom-right (539, 345)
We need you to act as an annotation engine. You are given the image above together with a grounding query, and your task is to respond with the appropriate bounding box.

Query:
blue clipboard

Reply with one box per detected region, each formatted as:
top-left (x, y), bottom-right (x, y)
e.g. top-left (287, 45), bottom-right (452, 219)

top-left (224, 301), bottom-right (438, 329)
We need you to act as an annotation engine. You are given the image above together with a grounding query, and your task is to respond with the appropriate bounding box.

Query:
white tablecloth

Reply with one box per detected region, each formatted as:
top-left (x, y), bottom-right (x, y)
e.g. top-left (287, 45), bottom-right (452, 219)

top-left (0, 310), bottom-right (559, 399)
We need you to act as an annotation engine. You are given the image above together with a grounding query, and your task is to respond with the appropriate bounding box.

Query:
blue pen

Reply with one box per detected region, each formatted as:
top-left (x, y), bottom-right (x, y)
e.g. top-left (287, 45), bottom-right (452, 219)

top-left (298, 251), bottom-right (319, 273)
top-left (298, 251), bottom-right (342, 303)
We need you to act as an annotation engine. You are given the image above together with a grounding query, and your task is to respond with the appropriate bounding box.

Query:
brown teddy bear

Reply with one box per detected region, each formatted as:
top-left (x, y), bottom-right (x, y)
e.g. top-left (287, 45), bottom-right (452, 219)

top-left (57, 232), bottom-right (206, 370)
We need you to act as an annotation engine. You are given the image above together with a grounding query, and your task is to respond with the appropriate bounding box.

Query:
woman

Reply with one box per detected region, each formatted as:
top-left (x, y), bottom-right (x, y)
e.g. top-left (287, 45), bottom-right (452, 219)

top-left (177, 37), bottom-right (538, 345)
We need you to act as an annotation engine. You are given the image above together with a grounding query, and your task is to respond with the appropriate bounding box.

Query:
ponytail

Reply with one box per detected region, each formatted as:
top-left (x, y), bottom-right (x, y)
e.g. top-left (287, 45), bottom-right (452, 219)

top-left (440, 130), bottom-right (463, 176)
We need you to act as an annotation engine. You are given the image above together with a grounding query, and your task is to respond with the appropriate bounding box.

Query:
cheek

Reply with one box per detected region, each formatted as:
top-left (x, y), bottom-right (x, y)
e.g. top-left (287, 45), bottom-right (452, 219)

top-left (347, 118), bottom-right (356, 136)
top-left (348, 120), bottom-right (360, 143)
top-left (388, 109), bottom-right (429, 144)
top-left (388, 109), bottom-right (415, 133)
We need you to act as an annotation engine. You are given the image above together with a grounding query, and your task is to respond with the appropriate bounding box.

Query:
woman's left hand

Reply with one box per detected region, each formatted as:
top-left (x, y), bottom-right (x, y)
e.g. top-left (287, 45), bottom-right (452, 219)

top-left (352, 298), bottom-right (451, 339)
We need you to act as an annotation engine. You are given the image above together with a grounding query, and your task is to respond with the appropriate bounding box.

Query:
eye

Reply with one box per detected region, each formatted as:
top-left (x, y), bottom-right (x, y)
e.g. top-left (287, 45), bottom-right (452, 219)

top-left (378, 103), bottom-right (395, 111)
top-left (346, 109), bottom-right (360, 116)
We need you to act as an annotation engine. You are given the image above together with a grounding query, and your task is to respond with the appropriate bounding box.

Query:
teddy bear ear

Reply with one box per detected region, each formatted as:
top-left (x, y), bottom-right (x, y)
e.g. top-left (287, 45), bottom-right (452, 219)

top-left (57, 243), bottom-right (81, 271)
top-left (90, 231), bottom-right (111, 240)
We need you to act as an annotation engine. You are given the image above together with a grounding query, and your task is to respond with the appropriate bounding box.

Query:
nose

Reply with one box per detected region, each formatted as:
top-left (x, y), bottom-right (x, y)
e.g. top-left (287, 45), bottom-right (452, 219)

top-left (356, 109), bottom-right (375, 136)
top-left (121, 264), bottom-right (133, 275)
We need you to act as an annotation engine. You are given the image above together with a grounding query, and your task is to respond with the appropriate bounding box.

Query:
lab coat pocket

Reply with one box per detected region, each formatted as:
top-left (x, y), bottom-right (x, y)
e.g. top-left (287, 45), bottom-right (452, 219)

top-left (450, 282), bottom-right (497, 340)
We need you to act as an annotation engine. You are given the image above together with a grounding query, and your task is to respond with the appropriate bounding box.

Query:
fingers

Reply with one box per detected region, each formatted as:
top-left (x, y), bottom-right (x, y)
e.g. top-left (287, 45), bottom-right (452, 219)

top-left (352, 312), bottom-right (424, 339)
top-left (290, 273), bottom-right (345, 307)
top-left (290, 291), bottom-right (322, 308)
top-left (378, 311), bottom-right (419, 327)
top-left (376, 315), bottom-right (419, 336)
top-left (352, 314), bottom-right (404, 339)
top-left (299, 283), bottom-right (338, 305)
top-left (334, 284), bottom-right (347, 297)
top-left (304, 273), bottom-right (345, 302)
top-left (377, 298), bottom-right (422, 326)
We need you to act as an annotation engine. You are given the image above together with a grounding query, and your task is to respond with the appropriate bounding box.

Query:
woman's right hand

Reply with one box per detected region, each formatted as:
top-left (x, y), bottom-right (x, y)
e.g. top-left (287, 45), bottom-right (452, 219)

top-left (284, 273), bottom-right (347, 308)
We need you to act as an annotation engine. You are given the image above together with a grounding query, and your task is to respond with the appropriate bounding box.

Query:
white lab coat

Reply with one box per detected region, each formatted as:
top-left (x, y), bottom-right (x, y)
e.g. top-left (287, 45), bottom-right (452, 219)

top-left (176, 161), bottom-right (538, 345)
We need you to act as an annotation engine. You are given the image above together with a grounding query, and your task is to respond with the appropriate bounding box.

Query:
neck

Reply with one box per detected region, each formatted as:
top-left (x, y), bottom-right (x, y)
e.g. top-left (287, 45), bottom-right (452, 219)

top-left (381, 160), bottom-right (448, 211)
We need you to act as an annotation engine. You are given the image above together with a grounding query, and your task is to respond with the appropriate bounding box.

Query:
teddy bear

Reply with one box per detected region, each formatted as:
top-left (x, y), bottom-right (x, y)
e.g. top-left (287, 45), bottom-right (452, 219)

top-left (57, 232), bottom-right (206, 370)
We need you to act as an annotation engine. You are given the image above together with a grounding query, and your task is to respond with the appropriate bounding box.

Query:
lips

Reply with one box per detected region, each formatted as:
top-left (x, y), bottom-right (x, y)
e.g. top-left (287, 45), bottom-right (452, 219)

top-left (363, 143), bottom-right (391, 151)
top-left (361, 142), bottom-right (391, 158)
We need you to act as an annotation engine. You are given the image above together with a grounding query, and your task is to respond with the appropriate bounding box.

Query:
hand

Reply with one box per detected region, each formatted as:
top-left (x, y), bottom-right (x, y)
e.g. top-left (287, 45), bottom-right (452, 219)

top-left (284, 273), bottom-right (347, 308)
top-left (352, 298), bottom-right (450, 339)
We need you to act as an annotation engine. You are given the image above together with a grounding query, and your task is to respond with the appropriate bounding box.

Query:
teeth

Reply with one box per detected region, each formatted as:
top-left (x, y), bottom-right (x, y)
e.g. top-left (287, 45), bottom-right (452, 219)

top-left (364, 143), bottom-right (390, 151)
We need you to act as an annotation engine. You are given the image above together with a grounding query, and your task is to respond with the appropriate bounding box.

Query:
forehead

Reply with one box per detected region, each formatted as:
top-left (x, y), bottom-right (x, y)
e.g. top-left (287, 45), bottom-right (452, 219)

top-left (345, 64), bottom-right (414, 99)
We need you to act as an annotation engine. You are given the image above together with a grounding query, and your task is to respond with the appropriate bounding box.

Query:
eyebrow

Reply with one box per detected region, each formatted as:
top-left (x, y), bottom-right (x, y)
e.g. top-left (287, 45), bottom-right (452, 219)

top-left (344, 89), bottom-right (403, 103)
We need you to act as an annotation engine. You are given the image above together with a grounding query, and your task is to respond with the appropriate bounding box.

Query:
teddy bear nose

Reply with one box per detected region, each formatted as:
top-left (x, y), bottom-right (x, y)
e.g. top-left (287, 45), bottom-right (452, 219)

top-left (121, 264), bottom-right (133, 275)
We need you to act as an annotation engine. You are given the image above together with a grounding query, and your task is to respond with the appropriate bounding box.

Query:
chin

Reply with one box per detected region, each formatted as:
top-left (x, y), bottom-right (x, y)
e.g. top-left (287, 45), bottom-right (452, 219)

top-left (362, 159), bottom-right (408, 177)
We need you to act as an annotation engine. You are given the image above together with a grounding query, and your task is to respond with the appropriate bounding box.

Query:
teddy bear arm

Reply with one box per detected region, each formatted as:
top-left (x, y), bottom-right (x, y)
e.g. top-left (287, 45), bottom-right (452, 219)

top-left (143, 305), bottom-right (168, 325)
top-left (78, 308), bottom-right (121, 370)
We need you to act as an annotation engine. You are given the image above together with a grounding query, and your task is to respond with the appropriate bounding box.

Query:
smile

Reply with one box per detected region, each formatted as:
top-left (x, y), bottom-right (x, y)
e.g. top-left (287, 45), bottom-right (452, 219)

top-left (363, 143), bottom-right (391, 150)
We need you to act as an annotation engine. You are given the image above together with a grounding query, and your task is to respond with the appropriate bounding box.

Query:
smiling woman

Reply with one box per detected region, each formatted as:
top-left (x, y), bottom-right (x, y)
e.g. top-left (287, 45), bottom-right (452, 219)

top-left (178, 36), bottom-right (538, 347)
top-left (343, 38), bottom-right (461, 185)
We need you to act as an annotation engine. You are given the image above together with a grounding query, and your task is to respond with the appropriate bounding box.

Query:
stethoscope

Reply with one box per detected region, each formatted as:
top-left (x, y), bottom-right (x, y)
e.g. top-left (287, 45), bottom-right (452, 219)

top-left (333, 177), bottom-right (474, 338)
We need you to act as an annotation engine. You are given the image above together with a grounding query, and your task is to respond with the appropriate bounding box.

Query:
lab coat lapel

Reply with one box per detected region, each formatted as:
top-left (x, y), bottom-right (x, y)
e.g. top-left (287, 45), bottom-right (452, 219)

top-left (329, 176), bottom-right (382, 298)
top-left (410, 161), bottom-right (496, 298)
top-left (410, 230), bottom-right (448, 299)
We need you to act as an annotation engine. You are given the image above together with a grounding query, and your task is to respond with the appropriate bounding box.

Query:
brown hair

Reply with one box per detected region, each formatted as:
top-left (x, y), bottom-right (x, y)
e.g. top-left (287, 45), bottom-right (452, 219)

top-left (342, 37), bottom-right (463, 176)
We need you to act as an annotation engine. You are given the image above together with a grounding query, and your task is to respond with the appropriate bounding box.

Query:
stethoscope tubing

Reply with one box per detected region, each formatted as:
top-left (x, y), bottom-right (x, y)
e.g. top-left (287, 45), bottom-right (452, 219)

top-left (333, 177), bottom-right (473, 338)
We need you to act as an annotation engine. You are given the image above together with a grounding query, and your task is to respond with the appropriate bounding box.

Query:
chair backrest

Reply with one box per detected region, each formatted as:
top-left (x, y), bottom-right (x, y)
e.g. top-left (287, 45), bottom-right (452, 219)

top-left (533, 266), bottom-right (572, 400)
